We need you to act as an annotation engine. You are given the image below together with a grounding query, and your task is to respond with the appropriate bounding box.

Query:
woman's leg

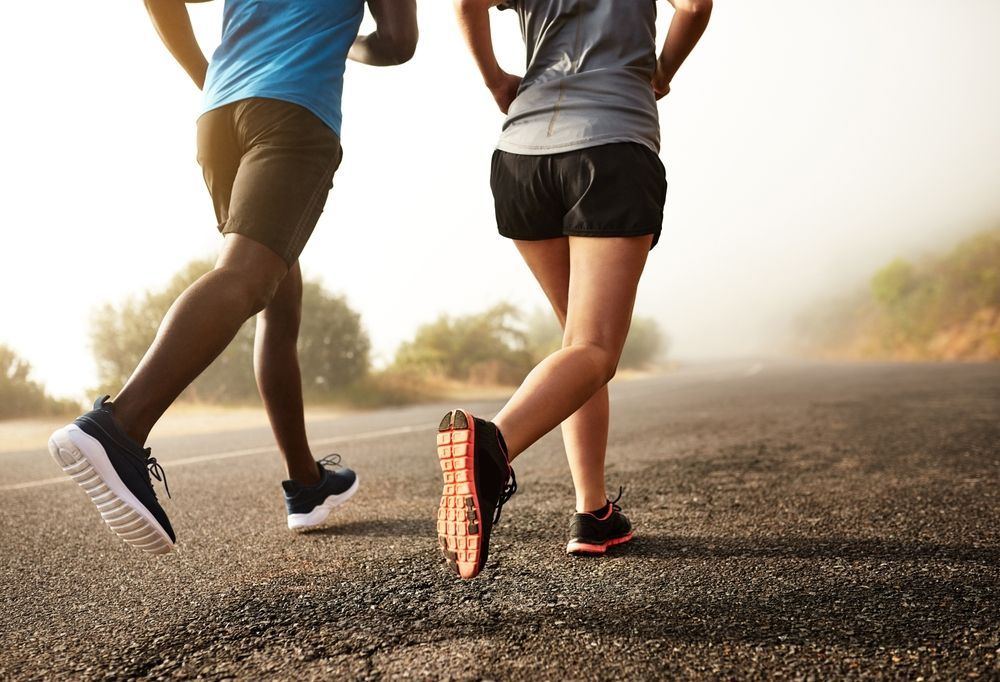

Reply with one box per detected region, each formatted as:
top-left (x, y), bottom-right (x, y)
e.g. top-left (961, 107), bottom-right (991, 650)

top-left (512, 239), bottom-right (613, 513)
top-left (494, 235), bottom-right (652, 503)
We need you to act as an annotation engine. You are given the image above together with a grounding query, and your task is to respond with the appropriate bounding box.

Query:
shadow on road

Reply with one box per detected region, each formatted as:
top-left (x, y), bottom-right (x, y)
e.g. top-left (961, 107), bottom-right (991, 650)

top-left (304, 517), bottom-right (431, 538)
top-left (629, 533), bottom-right (1000, 564)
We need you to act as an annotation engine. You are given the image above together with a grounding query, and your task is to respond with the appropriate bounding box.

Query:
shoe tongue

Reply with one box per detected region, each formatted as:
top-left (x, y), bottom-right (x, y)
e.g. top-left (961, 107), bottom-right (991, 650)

top-left (94, 395), bottom-right (112, 410)
top-left (495, 428), bottom-right (510, 464)
top-left (475, 418), bottom-right (510, 473)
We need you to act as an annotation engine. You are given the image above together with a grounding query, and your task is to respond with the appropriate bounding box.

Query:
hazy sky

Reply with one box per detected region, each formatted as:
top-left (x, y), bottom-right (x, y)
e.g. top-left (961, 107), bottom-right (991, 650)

top-left (2, 1), bottom-right (999, 398)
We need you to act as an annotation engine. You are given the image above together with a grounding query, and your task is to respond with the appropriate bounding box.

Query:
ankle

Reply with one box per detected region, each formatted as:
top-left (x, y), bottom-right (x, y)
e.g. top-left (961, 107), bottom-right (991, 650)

top-left (106, 399), bottom-right (150, 447)
top-left (287, 461), bottom-right (321, 486)
top-left (576, 494), bottom-right (609, 515)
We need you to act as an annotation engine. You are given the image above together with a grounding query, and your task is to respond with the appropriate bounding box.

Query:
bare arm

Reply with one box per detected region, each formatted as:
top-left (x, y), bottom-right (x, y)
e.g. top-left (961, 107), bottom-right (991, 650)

top-left (652, 0), bottom-right (713, 99)
top-left (144, 0), bottom-right (210, 90)
top-left (348, 0), bottom-right (418, 66)
top-left (453, 0), bottom-right (521, 114)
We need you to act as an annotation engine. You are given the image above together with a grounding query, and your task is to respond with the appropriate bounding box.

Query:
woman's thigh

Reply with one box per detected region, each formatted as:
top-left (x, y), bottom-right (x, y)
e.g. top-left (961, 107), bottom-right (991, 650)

top-left (514, 238), bottom-right (571, 326)
top-left (564, 235), bottom-right (654, 355)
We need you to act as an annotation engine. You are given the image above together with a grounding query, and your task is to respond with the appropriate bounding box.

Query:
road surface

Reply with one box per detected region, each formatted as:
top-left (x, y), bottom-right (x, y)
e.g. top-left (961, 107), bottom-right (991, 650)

top-left (1, 362), bottom-right (998, 679)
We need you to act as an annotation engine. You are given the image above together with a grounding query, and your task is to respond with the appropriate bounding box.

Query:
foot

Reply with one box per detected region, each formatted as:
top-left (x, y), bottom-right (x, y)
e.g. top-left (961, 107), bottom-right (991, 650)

top-left (283, 454), bottom-right (359, 531)
top-left (435, 410), bottom-right (516, 579)
top-left (566, 489), bottom-right (633, 555)
top-left (47, 396), bottom-right (175, 554)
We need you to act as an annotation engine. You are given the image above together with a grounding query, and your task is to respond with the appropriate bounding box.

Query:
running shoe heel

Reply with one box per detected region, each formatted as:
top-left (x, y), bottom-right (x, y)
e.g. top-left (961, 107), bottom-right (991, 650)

top-left (436, 410), bottom-right (481, 579)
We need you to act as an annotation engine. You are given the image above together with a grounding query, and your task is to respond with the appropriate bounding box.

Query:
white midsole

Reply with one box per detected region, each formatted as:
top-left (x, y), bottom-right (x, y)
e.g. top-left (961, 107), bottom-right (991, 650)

top-left (287, 476), bottom-right (360, 530)
top-left (48, 424), bottom-right (174, 554)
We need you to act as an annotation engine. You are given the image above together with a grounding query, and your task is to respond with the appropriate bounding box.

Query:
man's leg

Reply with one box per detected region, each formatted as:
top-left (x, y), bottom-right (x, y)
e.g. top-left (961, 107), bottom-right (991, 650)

top-left (253, 262), bottom-right (320, 485)
top-left (112, 234), bottom-right (289, 445)
top-left (48, 232), bottom-right (287, 553)
top-left (256, 260), bottom-right (359, 531)
top-left (513, 238), bottom-right (611, 514)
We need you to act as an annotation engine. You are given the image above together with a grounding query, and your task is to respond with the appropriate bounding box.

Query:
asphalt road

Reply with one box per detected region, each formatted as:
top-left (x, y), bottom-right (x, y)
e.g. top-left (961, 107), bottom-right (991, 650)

top-left (1, 362), bottom-right (998, 680)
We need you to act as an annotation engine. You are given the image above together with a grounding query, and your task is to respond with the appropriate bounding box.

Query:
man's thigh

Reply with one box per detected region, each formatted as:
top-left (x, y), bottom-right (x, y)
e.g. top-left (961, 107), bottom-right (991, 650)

top-left (199, 98), bottom-right (344, 267)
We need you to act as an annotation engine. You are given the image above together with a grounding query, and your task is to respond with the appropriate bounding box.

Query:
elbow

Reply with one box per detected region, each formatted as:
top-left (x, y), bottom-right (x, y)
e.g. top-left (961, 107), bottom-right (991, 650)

top-left (377, 29), bottom-right (416, 65)
top-left (454, 0), bottom-right (494, 14)
top-left (676, 0), bottom-right (713, 17)
top-left (392, 28), bottom-right (418, 64)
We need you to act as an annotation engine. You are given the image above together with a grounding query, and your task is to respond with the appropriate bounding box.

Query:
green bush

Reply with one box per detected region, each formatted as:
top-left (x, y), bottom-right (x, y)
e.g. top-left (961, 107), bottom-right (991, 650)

top-left (619, 317), bottom-right (667, 370)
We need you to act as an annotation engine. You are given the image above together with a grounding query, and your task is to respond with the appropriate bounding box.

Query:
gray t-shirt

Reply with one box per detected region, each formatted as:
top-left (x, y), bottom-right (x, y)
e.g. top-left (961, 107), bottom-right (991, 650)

top-left (496, 0), bottom-right (660, 155)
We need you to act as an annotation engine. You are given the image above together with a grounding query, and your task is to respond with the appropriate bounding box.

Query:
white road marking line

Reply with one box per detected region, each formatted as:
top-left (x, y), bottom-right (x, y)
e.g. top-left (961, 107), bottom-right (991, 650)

top-left (0, 423), bottom-right (432, 492)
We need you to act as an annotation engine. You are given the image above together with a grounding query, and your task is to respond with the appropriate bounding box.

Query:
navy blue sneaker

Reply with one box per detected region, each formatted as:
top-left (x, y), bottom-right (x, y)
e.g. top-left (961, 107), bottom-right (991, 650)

top-left (435, 410), bottom-right (516, 579)
top-left (48, 396), bottom-right (175, 554)
top-left (283, 454), bottom-right (359, 531)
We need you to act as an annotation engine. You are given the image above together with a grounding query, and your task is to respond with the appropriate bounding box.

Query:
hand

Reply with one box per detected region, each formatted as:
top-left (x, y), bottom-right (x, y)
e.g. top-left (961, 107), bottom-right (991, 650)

top-left (488, 71), bottom-right (522, 114)
top-left (651, 63), bottom-right (671, 100)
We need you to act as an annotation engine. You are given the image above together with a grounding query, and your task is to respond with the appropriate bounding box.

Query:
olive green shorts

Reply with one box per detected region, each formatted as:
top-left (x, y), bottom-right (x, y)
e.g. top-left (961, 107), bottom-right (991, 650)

top-left (196, 97), bottom-right (343, 266)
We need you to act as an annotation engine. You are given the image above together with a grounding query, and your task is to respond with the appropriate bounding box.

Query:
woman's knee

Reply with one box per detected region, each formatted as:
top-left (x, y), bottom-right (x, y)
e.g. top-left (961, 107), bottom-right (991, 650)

top-left (566, 340), bottom-right (620, 385)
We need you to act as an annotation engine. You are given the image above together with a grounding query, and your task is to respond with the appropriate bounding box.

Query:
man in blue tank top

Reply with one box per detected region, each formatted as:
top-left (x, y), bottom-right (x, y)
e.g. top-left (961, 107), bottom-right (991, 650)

top-left (47, 0), bottom-right (417, 554)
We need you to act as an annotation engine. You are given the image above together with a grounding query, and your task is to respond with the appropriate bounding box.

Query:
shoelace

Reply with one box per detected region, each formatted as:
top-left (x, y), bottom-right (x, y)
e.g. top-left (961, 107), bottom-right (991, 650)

top-left (493, 469), bottom-right (518, 525)
top-left (318, 453), bottom-right (342, 469)
top-left (609, 485), bottom-right (625, 512)
top-left (144, 448), bottom-right (171, 499)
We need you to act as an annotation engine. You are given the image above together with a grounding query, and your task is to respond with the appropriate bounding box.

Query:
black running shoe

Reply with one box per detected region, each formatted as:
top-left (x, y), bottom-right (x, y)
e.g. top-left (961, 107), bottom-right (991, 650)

top-left (283, 454), bottom-right (359, 531)
top-left (435, 410), bottom-right (516, 579)
top-left (566, 488), bottom-right (634, 555)
top-left (47, 396), bottom-right (175, 554)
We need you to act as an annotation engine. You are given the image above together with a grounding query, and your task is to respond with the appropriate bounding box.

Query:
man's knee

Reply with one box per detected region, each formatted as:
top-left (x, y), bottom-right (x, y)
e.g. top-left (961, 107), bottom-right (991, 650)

top-left (220, 266), bottom-right (283, 316)
top-left (259, 297), bottom-right (302, 334)
top-left (245, 280), bottom-right (280, 316)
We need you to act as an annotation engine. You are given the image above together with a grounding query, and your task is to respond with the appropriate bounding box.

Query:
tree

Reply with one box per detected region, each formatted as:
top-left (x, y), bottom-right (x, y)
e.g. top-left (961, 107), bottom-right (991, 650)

top-left (394, 303), bottom-right (535, 385)
top-left (298, 281), bottom-right (371, 394)
top-left (91, 259), bottom-right (370, 403)
top-left (0, 345), bottom-right (76, 419)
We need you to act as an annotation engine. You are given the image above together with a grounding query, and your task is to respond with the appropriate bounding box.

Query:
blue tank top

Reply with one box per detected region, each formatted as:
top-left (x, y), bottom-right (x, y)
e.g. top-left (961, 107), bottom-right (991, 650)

top-left (202, 0), bottom-right (365, 137)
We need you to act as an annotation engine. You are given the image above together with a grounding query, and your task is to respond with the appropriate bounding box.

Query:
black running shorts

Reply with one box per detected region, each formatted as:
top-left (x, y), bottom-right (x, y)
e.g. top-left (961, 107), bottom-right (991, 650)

top-left (196, 97), bottom-right (343, 267)
top-left (490, 142), bottom-right (667, 248)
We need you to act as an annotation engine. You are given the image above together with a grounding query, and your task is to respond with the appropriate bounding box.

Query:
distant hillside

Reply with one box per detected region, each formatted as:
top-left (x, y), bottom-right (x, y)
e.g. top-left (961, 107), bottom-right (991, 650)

top-left (797, 228), bottom-right (1000, 361)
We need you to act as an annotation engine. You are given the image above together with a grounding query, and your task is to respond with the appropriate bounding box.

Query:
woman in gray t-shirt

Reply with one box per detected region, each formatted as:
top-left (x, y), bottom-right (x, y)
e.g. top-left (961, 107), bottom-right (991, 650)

top-left (434, 0), bottom-right (712, 580)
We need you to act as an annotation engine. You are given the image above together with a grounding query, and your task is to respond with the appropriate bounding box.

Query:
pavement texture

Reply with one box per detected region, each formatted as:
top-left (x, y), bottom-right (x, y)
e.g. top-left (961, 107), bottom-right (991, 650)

top-left (1, 361), bottom-right (998, 680)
